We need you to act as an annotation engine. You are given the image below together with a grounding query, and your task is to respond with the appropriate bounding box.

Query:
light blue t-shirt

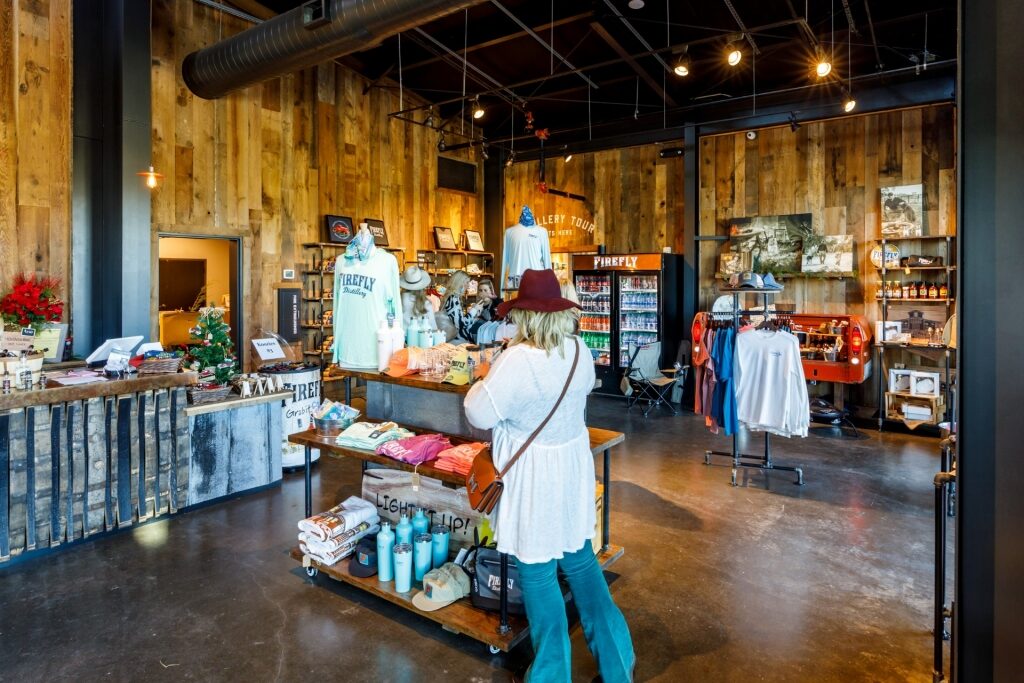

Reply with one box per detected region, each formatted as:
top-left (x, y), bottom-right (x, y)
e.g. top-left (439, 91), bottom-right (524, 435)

top-left (331, 248), bottom-right (402, 368)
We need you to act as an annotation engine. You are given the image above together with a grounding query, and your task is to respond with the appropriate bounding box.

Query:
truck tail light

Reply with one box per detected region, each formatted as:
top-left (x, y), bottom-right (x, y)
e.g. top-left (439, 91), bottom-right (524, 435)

top-left (851, 328), bottom-right (863, 356)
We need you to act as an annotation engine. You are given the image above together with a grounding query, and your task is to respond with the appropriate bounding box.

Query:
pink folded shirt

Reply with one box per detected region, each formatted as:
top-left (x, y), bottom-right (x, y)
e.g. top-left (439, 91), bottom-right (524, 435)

top-left (376, 433), bottom-right (452, 465)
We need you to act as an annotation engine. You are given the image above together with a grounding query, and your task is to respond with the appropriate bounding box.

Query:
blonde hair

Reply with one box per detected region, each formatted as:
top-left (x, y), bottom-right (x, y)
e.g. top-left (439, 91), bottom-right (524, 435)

top-left (443, 271), bottom-right (471, 310)
top-left (409, 289), bottom-right (431, 317)
top-left (508, 307), bottom-right (577, 354)
top-left (560, 281), bottom-right (582, 321)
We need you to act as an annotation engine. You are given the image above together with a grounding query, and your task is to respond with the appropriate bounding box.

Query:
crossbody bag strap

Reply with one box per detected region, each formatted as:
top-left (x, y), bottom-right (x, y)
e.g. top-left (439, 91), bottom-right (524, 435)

top-left (497, 338), bottom-right (581, 479)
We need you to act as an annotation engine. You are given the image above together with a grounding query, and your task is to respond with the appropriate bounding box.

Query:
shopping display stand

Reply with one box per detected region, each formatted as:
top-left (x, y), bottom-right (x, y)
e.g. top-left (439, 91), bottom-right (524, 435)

top-left (703, 287), bottom-right (805, 487)
top-left (288, 423), bottom-right (625, 654)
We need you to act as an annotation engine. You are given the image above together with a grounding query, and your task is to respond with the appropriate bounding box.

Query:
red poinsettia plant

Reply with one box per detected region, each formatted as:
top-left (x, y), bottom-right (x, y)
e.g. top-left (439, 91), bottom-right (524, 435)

top-left (0, 274), bottom-right (64, 332)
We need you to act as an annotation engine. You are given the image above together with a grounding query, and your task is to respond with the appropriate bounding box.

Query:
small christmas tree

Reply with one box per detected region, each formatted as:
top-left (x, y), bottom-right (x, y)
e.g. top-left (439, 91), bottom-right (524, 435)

top-left (187, 307), bottom-right (237, 385)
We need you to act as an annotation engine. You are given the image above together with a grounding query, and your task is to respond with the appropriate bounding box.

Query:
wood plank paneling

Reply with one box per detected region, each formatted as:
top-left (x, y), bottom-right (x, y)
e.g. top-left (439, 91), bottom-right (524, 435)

top-left (0, 0), bottom-right (72, 307)
top-left (502, 143), bottom-right (684, 254)
top-left (698, 105), bottom-right (956, 319)
top-left (150, 3), bottom-right (483, 367)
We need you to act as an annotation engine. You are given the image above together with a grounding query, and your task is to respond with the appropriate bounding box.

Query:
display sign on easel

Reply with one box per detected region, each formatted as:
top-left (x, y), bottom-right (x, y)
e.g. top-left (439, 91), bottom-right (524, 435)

top-left (252, 337), bottom-right (286, 361)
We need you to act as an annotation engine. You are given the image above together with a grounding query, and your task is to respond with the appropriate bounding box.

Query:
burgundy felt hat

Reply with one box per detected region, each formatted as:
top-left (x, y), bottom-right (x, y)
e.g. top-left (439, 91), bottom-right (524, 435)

top-left (496, 269), bottom-right (582, 317)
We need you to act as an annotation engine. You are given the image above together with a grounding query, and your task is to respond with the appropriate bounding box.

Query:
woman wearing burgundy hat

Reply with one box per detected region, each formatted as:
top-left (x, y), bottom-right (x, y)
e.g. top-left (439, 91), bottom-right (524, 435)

top-left (465, 269), bottom-right (635, 682)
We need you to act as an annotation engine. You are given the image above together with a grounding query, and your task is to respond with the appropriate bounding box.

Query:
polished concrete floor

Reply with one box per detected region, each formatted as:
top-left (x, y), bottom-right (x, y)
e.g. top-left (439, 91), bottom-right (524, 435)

top-left (0, 397), bottom-right (950, 682)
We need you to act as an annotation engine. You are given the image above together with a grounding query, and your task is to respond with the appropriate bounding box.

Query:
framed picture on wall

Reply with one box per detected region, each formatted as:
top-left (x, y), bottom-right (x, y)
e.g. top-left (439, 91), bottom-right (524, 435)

top-left (464, 229), bottom-right (484, 251)
top-left (880, 184), bottom-right (923, 237)
top-left (433, 226), bottom-right (457, 250)
top-left (324, 215), bottom-right (355, 243)
top-left (363, 218), bottom-right (389, 246)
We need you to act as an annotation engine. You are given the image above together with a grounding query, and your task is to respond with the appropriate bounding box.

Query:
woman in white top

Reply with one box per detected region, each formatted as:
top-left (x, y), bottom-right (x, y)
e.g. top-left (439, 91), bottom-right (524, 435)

top-left (464, 269), bottom-right (634, 682)
top-left (441, 270), bottom-right (483, 341)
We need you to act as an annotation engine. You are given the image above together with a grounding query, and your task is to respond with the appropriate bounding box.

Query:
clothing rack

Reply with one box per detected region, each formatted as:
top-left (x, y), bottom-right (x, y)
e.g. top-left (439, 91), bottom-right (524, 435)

top-left (703, 288), bottom-right (805, 487)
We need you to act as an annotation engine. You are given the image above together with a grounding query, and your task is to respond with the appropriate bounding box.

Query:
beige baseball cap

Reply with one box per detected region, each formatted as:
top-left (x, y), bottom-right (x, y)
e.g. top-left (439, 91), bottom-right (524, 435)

top-left (411, 562), bottom-right (471, 612)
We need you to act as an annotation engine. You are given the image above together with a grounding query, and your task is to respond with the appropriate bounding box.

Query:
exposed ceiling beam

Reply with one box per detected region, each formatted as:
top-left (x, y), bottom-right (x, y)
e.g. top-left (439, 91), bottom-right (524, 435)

top-left (721, 0), bottom-right (761, 55)
top-left (225, 0), bottom-right (275, 21)
top-left (862, 0), bottom-right (884, 69)
top-left (489, 1), bottom-right (597, 89)
top-left (400, 12), bottom-right (592, 73)
top-left (589, 22), bottom-right (676, 107)
top-left (409, 28), bottom-right (522, 105)
top-left (840, 0), bottom-right (860, 36)
top-left (600, 0), bottom-right (673, 75)
top-left (782, 0), bottom-right (822, 49)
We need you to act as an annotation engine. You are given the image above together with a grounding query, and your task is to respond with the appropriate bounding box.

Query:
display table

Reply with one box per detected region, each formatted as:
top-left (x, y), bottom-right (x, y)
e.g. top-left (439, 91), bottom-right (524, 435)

top-left (288, 425), bottom-right (625, 654)
top-left (185, 390), bottom-right (290, 506)
top-left (0, 372), bottom-right (196, 564)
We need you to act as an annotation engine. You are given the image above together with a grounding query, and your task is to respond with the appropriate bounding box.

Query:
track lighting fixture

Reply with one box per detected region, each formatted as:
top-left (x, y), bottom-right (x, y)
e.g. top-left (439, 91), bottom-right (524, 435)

top-left (505, 150), bottom-right (516, 168)
top-left (788, 113), bottom-right (800, 132)
top-left (673, 47), bottom-right (691, 77)
top-left (627, 0), bottom-right (645, 9)
top-left (437, 132), bottom-right (446, 152)
top-left (564, 153), bottom-right (573, 163)
top-left (480, 143), bottom-right (489, 160)
top-left (424, 106), bottom-right (436, 129)
top-left (472, 97), bottom-right (484, 120)
top-left (726, 42), bottom-right (742, 66)
top-left (842, 89), bottom-right (856, 113)
top-left (814, 49), bottom-right (832, 78)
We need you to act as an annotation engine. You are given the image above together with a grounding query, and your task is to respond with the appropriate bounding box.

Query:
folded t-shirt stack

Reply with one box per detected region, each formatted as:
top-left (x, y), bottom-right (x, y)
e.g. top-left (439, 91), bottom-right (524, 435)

top-left (297, 495), bottom-right (380, 566)
top-left (376, 433), bottom-right (452, 465)
top-left (434, 442), bottom-right (488, 476)
top-left (335, 421), bottom-right (415, 450)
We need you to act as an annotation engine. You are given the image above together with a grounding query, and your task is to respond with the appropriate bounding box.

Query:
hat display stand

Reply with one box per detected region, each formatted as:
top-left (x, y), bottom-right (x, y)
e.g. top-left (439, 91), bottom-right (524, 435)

top-left (703, 287), bottom-right (806, 487)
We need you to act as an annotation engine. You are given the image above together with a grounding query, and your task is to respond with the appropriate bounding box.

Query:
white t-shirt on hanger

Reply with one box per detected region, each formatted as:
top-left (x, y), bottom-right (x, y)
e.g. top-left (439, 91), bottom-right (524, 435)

top-left (734, 329), bottom-right (809, 438)
top-left (501, 223), bottom-right (551, 293)
top-left (331, 247), bottom-right (402, 368)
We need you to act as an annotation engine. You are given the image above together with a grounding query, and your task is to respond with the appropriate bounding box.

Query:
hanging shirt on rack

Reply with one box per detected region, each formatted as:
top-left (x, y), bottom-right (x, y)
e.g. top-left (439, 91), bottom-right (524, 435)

top-left (710, 325), bottom-right (739, 436)
top-left (734, 329), bottom-right (809, 438)
top-left (331, 246), bottom-right (402, 368)
top-left (691, 313), bottom-right (709, 414)
top-left (500, 207), bottom-right (551, 294)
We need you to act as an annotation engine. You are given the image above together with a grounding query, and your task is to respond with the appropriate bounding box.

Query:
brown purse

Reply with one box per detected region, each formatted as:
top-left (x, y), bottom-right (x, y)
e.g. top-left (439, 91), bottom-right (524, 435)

top-left (466, 340), bottom-right (581, 514)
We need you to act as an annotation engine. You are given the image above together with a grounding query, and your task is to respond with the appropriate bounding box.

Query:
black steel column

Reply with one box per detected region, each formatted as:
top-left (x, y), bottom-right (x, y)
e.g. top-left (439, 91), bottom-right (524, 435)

top-left (956, 0), bottom-right (1024, 678)
top-left (71, 0), bottom-right (152, 354)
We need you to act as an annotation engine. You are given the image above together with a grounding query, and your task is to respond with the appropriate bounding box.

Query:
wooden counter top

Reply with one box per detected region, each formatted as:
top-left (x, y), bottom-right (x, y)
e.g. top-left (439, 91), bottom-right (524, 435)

top-left (184, 389), bottom-right (292, 417)
top-left (0, 371), bottom-right (197, 411)
top-left (324, 366), bottom-right (470, 394)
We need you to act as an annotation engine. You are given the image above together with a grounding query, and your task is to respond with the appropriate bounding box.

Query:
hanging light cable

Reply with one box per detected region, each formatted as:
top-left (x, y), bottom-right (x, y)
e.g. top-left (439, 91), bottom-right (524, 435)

top-left (138, 8), bottom-right (161, 190)
top-left (842, 20), bottom-right (856, 112)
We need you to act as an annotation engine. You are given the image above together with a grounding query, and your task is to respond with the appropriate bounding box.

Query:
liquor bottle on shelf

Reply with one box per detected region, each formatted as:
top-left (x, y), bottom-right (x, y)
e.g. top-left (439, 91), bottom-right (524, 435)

top-left (929, 283), bottom-right (939, 299)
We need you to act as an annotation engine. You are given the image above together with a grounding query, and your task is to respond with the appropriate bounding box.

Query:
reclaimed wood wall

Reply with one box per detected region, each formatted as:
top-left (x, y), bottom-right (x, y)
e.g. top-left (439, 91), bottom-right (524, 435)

top-left (0, 1), bottom-right (72, 307)
top-left (150, 2), bottom-right (482, 366)
top-left (503, 144), bottom-right (686, 254)
top-left (0, 387), bottom-right (190, 564)
top-left (698, 104), bottom-right (956, 317)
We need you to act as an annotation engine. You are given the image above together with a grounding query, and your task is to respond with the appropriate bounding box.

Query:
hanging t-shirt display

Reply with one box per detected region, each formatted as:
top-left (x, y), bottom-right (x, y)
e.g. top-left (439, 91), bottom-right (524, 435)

top-left (331, 232), bottom-right (402, 369)
top-left (500, 206), bottom-right (551, 294)
top-left (733, 329), bottom-right (809, 438)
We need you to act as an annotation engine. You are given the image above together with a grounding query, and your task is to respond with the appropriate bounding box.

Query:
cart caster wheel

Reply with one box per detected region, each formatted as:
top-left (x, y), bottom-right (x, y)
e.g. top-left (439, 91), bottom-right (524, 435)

top-left (488, 645), bottom-right (501, 655)
top-left (731, 469), bottom-right (737, 486)
top-left (305, 566), bottom-right (319, 578)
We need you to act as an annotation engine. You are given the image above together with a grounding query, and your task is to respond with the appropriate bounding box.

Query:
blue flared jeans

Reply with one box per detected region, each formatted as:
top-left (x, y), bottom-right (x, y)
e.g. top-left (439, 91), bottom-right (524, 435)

top-left (517, 540), bottom-right (635, 682)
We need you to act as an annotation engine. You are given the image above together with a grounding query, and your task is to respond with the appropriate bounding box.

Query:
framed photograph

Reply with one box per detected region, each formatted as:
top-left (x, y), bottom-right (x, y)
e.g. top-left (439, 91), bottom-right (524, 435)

top-left (801, 234), bottom-right (854, 273)
top-left (880, 184), bottom-right (924, 237)
top-left (433, 226), bottom-right (458, 250)
top-left (718, 250), bottom-right (750, 277)
top-left (324, 215), bottom-right (355, 244)
top-left (464, 229), bottom-right (485, 251)
top-left (728, 213), bottom-right (812, 274)
top-left (363, 218), bottom-right (389, 246)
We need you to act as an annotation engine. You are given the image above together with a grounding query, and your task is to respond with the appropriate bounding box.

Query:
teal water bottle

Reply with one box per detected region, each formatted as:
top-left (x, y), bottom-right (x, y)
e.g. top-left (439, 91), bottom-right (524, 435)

top-left (431, 524), bottom-right (450, 568)
top-left (411, 508), bottom-right (430, 537)
top-left (393, 543), bottom-right (413, 593)
top-left (414, 533), bottom-right (433, 581)
top-left (376, 521), bottom-right (395, 582)
top-left (396, 513), bottom-right (413, 545)
top-left (406, 318), bottom-right (422, 347)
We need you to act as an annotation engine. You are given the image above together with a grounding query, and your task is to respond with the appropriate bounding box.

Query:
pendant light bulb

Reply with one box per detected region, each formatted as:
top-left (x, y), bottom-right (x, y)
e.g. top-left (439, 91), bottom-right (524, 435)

top-left (472, 97), bottom-right (484, 120)
top-left (815, 48), bottom-right (832, 78)
top-left (842, 87), bottom-right (856, 113)
top-left (627, 0), bottom-right (645, 9)
top-left (136, 165), bottom-right (163, 190)
top-left (564, 153), bottom-right (573, 163)
top-left (673, 55), bottom-right (691, 77)
top-left (505, 150), bottom-right (516, 168)
top-left (726, 43), bottom-right (742, 67)
top-left (437, 132), bottom-right (447, 153)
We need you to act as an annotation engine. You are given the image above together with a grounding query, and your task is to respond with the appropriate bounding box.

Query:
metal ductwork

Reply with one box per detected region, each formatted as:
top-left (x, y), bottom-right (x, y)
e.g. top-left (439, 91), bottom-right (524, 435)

top-left (183, 0), bottom-right (487, 99)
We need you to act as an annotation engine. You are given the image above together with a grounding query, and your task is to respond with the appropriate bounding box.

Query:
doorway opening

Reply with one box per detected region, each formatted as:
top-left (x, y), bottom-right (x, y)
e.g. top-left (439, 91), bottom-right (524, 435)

top-left (157, 235), bottom-right (242, 363)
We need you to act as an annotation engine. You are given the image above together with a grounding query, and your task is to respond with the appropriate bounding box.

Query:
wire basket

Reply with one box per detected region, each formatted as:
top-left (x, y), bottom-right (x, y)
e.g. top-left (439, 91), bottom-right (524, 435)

top-left (138, 357), bottom-right (183, 375)
top-left (187, 384), bottom-right (233, 405)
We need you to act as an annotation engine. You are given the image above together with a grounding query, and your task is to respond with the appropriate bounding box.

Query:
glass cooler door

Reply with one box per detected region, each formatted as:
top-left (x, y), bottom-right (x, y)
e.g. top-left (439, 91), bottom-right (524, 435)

top-left (617, 272), bottom-right (660, 368)
top-left (575, 272), bottom-right (613, 366)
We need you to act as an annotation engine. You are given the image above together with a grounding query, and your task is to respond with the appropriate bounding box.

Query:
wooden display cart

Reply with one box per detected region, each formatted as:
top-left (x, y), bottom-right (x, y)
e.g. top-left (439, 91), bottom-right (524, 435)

top-left (288, 424), bottom-right (625, 654)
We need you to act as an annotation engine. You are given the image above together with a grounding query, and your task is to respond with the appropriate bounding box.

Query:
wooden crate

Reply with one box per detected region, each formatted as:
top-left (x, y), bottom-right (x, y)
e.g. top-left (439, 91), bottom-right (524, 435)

top-left (885, 391), bottom-right (945, 424)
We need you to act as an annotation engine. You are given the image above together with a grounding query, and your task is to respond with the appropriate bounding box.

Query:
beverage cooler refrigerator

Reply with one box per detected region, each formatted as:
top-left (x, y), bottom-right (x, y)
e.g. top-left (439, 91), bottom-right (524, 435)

top-left (572, 253), bottom-right (685, 395)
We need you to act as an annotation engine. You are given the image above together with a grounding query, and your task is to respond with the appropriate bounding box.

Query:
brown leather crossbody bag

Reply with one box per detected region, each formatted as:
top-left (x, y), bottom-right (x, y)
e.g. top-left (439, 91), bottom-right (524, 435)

top-left (466, 340), bottom-right (581, 514)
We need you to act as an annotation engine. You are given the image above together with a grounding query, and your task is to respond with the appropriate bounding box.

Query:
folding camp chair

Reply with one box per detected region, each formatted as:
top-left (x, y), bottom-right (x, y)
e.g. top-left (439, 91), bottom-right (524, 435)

top-left (622, 341), bottom-right (684, 417)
